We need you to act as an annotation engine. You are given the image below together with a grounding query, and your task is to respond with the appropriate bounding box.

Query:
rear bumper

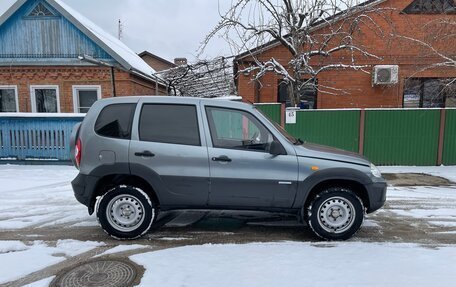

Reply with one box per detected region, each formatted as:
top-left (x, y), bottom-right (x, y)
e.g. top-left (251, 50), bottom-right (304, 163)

top-left (71, 173), bottom-right (99, 214)
top-left (365, 181), bottom-right (387, 213)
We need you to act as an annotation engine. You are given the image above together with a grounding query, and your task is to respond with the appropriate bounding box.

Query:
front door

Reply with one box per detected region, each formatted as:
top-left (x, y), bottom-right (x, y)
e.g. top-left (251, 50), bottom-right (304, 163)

top-left (129, 101), bottom-right (210, 207)
top-left (204, 106), bottom-right (298, 208)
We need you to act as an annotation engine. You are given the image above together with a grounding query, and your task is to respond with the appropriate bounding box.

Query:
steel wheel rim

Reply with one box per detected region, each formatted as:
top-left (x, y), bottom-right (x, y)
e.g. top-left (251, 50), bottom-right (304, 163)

top-left (317, 196), bottom-right (356, 234)
top-left (106, 194), bottom-right (145, 232)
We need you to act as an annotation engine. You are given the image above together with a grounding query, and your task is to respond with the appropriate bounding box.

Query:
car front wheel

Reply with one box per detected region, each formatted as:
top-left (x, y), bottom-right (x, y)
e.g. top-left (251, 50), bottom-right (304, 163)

top-left (96, 185), bottom-right (155, 240)
top-left (307, 187), bottom-right (364, 240)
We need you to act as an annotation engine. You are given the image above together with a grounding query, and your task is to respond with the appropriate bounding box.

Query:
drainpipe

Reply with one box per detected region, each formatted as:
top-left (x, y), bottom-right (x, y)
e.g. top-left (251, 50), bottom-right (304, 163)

top-left (110, 66), bottom-right (117, 97)
top-left (78, 55), bottom-right (117, 97)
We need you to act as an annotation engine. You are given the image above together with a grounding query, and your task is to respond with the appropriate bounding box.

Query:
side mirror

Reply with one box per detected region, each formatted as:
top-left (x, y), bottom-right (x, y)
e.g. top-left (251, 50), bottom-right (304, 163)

top-left (269, 141), bottom-right (287, 156)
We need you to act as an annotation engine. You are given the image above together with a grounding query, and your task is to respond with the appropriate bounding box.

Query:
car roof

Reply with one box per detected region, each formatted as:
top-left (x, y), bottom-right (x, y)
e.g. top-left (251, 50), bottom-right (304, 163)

top-left (96, 96), bottom-right (254, 110)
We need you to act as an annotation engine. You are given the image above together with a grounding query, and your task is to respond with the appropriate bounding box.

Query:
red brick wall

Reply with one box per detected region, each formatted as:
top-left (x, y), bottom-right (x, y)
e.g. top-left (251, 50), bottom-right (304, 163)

top-left (237, 0), bottom-right (456, 108)
top-left (140, 54), bottom-right (175, 72)
top-left (0, 66), bottom-right (165, 112)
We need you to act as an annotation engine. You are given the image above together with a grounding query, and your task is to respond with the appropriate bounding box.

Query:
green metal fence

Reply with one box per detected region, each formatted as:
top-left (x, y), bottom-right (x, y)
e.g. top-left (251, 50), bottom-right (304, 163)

top-left (443, 109), bottom-right (456, 165)
top-left (285, 110), bottom-right (360, 153)
top-left (254, 103), bottom-right (282, 124)
top-left (363, 110), bottom-right (441, 166)
top-left (258, 104), bottom-right (455, 166)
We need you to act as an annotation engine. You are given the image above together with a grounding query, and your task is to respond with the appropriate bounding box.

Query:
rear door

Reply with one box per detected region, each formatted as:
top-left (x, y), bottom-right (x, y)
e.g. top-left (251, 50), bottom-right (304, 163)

top-left (129, 98), bottom-right (210, 207)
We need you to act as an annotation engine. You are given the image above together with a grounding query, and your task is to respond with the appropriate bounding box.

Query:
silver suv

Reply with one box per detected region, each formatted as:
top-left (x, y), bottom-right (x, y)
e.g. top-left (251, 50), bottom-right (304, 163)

top-left (71, 96), bottom-right (386, 240)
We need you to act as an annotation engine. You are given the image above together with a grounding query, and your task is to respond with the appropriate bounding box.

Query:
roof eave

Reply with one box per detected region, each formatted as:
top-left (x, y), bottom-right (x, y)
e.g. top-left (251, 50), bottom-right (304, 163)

top-left (235, 0), bottom-right (388, 61)
top-left (138, 51), bottom-right (176, 67)
top-left (46, 0), bottom-right (136, 72)
top-left (0, 0), bottom-right (27, 27)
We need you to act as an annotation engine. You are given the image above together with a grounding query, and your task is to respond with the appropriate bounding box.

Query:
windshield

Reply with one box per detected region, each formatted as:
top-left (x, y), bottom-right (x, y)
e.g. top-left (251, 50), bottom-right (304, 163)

top-left (271, 120), bottom-right (303, 144)
top-left (255, 107), bottom-right (302, 144)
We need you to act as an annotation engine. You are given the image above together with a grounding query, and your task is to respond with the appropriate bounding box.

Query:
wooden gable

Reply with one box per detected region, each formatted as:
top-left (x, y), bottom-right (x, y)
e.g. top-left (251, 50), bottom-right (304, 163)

top-left (0, 0), bottom-right (115, 66)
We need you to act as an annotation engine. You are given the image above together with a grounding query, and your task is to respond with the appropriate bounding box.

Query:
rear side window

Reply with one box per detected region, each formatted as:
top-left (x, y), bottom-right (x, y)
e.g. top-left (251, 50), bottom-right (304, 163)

top-left (139, 104), bottom-right (200, 146)
top-left (95, 104), bottom-right (135, 139)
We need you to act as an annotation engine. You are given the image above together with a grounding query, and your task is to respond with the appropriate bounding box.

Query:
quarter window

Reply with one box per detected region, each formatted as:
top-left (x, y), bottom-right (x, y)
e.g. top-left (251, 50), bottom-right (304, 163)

top-left (139, 104), bottom-right (200, 146)
top-left (31, 86), bottom-right (59, 113)
top-left (206, 107), bottom-right (274, 152)
top-left (95, 104), bottom-right (135, 139)
top-left (0, 86), bottom-right (18, 112)
top-left (73, 86), bottom-right (101, 113)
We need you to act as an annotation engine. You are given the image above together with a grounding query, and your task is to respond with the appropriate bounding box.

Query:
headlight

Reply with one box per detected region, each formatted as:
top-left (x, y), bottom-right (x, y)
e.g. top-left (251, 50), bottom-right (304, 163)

top-left (370, 163), bottom-right (382, 178)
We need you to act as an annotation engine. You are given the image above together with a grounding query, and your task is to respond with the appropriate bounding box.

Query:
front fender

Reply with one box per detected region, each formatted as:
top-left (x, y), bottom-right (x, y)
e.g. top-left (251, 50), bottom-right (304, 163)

top-left (292, 167), bottom-right (373, 209)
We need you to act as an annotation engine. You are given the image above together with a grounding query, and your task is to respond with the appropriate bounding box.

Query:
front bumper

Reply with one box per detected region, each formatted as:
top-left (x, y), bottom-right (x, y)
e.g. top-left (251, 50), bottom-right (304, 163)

top-left (365, 181), bottom-right (387, 213)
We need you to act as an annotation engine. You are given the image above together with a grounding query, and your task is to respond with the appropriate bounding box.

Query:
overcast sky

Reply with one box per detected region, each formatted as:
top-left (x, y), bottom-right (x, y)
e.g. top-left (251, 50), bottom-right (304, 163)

top-left (0, 0), bottom-right (233, 62)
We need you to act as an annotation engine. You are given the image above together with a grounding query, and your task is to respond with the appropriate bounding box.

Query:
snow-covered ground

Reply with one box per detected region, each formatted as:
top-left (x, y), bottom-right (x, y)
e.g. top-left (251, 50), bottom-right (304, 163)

top-left (380, 165), bottom-right (456, 182)
top-left (0, 240), bottom-right (103, 285)
top-left (131, 242), bottom-right (456, 287)
top-left (0, 165), bottom-right (94, 229)
top-left (0, 164), bottom-right (455, 286)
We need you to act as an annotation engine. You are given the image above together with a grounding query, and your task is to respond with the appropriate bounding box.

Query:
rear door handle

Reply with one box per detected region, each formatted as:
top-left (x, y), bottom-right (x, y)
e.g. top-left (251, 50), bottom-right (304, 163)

top-left (212, 156), bottom-right (232, 162)
top-left (135, 151), bottom-right (155, 158)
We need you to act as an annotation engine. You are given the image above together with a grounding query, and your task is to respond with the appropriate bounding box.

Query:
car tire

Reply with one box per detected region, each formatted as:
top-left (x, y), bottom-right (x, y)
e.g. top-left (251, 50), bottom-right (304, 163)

top-left (96, 185), bottom-right (155, 240)
top-left (307, 187), bottom-right (364, 240)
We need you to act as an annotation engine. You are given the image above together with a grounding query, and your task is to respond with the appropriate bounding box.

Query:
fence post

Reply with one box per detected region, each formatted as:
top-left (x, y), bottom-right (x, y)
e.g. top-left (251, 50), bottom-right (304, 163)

top-left (280, 103), bottom-right (286, 128)
top-left (358, 109), bottom-right (366, 156)
top-left (437, 108), bottom-right (446, 166)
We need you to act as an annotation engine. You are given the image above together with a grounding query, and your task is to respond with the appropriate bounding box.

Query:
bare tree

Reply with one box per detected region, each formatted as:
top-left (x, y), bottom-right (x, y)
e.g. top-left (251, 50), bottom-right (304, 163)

top-left (200, 0), bottom-right (392, 105)
top-left (159, 57), bottom-right (236, 98)
top-left (395, 19), bottom-right (455, 70)
top-left (395, 18), bottom-right (456, 107)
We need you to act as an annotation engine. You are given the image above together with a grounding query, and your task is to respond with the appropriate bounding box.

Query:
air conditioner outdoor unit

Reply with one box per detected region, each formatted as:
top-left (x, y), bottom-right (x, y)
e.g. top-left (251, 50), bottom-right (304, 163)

top-left (373, 65), bottom-right (399, 85)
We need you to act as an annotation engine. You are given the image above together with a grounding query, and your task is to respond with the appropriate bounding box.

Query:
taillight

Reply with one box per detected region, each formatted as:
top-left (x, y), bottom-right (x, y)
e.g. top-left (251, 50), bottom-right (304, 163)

top-left (75, 138), bottom-right (82, 168)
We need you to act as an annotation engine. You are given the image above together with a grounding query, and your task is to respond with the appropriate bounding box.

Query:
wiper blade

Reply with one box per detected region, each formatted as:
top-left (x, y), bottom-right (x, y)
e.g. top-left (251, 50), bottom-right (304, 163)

top-left (294, 138), bottom-right (304, 145)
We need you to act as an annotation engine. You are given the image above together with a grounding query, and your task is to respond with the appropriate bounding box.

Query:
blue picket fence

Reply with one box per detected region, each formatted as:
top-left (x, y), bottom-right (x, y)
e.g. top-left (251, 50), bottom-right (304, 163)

top-left (0, 115), bottom-right (84, 162)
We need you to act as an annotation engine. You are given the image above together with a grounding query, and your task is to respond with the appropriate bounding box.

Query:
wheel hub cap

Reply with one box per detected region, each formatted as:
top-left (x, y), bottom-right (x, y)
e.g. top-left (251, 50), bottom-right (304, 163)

top-left (106, 195), bottom-right (145, 232)
top-left (317, 196), bottom-right (356, 234)
top-left (330, 209), bottom-right (341, 219)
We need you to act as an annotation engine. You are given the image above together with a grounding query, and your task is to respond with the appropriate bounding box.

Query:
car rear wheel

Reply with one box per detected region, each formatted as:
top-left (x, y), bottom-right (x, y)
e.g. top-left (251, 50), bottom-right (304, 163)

top-left (96, 185), bottom-right (155, 240)
top-left (307, 187), bottom-right (364, 240)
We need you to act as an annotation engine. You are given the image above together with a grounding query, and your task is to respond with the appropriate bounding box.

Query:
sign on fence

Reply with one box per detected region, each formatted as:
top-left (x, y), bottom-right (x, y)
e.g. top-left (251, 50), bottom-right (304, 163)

top-left (285, 108), bottom-right (298, 124)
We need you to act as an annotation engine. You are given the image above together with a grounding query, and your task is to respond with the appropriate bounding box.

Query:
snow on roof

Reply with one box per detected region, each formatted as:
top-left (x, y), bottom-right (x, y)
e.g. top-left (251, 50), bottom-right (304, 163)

top-left (50, 0), bottom-right (156, 77)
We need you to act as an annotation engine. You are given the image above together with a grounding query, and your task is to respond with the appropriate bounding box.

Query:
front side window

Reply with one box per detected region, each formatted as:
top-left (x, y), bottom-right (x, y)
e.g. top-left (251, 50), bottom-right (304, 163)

top-left (73, 86), bottom-right (101, 113)
top-left (0, 87), bottom-right (18, 112)
top-left (31, 86), bottom-right (59, 113)
top-left (139, 104), bottom-right (200, 146)
top-left (206, 107), bottom-right (274, 152)
top-left (95, 104), bottom-right (135, 139)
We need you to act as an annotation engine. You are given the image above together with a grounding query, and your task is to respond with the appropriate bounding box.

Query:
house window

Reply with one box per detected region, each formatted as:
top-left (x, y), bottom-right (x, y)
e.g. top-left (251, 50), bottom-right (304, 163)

top-left (403, 78), bottom-right (456, 108)
top-left (402, 0), bottom-right (456, 14)
top-left (0, 86), bottom-right (18, 112)
top-left (30, 86), bottom-right (60, 113)
top-left (28, 2), bottom-right (56, 17)
top-left (73, 86), bottom-right (101, 113)
top-left (278, 80), bottom-right (317, 109)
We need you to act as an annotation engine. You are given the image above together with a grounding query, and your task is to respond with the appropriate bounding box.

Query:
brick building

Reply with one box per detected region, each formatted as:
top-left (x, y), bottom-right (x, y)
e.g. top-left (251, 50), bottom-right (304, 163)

top-left (0, 0), bottom-right (166, 113)
top-left (235, 0), bottom-right (456, 109)
top-left (139, 51), bottom-right (177, 72)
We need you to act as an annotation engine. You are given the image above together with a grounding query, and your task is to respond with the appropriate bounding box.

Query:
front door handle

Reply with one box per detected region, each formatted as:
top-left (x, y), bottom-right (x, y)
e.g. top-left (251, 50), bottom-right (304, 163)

top-left (212, 156), bottom-right (232, 162)
top-left (135, 151), bottom-right (155, 158)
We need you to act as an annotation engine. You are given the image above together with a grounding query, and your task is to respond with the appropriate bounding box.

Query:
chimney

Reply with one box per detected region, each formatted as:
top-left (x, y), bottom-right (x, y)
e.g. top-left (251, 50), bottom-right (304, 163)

top-left (174, 58), bottom-right (188, 66)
